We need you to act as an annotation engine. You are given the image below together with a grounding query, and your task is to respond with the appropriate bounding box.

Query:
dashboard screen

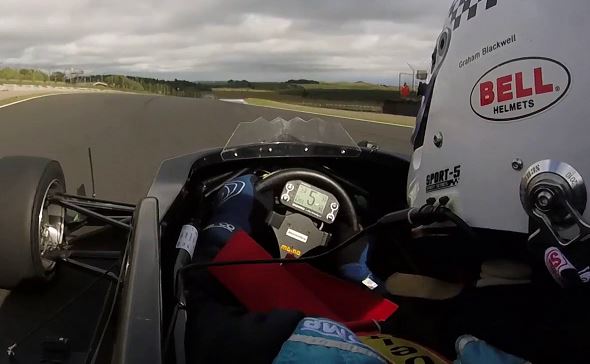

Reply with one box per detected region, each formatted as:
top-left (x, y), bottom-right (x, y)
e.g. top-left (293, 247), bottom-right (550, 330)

top-left (293, 184), bottom-right (329, 215)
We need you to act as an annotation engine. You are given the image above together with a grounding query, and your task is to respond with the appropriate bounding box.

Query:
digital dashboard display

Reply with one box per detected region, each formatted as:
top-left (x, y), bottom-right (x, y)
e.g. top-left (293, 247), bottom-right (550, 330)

top-left (293, 184), bottom-right (329, 215)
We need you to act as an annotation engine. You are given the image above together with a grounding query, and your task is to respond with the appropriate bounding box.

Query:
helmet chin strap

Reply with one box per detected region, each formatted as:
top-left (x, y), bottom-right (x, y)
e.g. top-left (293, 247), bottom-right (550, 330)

top-left (530, 185), bottom-right (590, 247)
top-left (520, 160), bottom-right (590, 287)
top-left (526, 189), bottom-right (590, 288)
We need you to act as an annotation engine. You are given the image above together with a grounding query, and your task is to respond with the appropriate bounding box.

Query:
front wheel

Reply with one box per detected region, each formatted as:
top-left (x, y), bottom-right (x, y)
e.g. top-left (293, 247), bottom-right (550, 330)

top-left (0, 156), bottom-right (66, 289)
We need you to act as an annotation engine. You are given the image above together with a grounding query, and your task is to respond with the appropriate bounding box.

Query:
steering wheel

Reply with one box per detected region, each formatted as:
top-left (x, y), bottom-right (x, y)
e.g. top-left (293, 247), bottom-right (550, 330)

top-left (255, 168), bottom-right (360, 258)
top-left (255, 168), bottom-right (360, 232)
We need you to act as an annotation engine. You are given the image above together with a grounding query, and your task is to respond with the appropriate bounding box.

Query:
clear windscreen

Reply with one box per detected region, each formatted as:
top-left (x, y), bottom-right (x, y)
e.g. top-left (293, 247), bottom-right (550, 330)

top-left (221, 117), bottom-right (361, 160)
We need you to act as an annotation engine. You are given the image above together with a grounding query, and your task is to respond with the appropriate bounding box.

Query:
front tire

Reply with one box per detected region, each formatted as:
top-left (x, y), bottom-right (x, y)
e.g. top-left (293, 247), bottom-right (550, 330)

top-left (0, 156), bottom-right (66, 289)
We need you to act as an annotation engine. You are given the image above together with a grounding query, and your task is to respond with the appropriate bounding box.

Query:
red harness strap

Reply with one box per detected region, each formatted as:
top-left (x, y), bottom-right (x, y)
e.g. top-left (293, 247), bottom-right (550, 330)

top-left (209, 231), bottom-right (397, 324)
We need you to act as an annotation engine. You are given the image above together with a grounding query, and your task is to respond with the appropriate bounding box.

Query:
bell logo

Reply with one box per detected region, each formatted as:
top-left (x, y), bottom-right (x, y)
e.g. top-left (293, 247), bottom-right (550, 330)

top-left (470, 57), bottom-right (570, 122)
top-left (479, 68), bottom-right (553, 106)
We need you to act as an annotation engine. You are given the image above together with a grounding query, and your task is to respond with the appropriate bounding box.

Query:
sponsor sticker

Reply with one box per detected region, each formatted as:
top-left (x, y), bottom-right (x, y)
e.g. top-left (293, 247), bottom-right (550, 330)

top-left (360, 334), bottom-right (449, 364)
top-left (362, 276), bottom-right (379, 290)
top-left (218, 180), bottom-right (245, 205)
top-left (280, 244), bottom-right (302, 257)
top-left (470, 57), bottom-right (571, 122)
top-left (300, 318), bottom-right (360, 344)
top-left (175, 224), bottom-right (198, 258)
top-left (203, 222), bottom-right (235, 232)
top-left (544, 247), bottom-right (575, 284)
top-left (286, 228), bottom-right (308, 243)
top-left (426, 165), bottom-right (461, 193)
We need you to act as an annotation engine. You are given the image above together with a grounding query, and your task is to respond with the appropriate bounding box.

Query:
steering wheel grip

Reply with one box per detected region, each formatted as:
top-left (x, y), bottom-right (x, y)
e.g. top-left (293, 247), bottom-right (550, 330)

top-left (255, 168), bottom-right (360, 232)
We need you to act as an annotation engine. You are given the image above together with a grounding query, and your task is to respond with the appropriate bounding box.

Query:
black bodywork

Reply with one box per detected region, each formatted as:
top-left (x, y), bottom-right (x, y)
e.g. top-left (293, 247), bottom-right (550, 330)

top-left (108, 146), bottom-right (409, 363)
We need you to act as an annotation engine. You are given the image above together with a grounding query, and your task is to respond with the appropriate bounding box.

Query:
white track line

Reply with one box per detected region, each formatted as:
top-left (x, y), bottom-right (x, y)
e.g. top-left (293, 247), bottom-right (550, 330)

top-left (0, 93), bottom-right (75, 109)
top-left (243, 102), bottom-right (414, 128)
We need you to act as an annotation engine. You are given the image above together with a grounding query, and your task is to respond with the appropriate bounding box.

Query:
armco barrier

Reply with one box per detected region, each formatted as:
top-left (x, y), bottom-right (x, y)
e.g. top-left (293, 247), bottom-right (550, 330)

top-left (383, 99), bottom-right (420, 117)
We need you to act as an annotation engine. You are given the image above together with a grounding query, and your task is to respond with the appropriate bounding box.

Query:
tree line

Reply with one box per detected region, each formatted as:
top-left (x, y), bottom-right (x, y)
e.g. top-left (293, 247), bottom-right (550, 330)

top-left (0, 67), bottom-right (323, 98)
top-left (0, 67), bottom-right (212, 97)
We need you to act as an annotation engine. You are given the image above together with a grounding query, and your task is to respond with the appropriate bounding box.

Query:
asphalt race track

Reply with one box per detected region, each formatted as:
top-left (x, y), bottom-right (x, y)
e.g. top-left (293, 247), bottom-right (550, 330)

top-left (0, 93), bottom-right (412, 204)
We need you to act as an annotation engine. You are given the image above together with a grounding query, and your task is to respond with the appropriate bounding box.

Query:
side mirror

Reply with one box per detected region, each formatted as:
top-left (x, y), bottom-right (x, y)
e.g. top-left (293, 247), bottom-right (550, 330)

top-left (357, 140), bottom-right (380, 151)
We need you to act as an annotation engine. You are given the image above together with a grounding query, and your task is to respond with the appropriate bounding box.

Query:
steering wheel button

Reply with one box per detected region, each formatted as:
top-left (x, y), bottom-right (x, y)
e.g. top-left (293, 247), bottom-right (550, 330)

top-left (327, 213), bottom-right (335, 222)
top-left (281, 194), bottom-right (290, 202)
top-left (330, 202), bottom-right (339, 210)
top-left (286, 183), bottom-right (294, 191)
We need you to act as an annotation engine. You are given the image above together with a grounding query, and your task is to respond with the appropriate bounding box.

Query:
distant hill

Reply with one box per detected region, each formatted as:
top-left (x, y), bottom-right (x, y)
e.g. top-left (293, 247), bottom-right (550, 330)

top-left (296, 82), bottom-right (394, 91)
top-left (286, 79), bottom-right (319, 84)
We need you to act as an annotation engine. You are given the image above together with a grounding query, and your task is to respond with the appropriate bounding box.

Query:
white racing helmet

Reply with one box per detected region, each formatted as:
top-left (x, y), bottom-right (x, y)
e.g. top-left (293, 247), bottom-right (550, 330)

top-left (408, 0), bottom-right (590, 287)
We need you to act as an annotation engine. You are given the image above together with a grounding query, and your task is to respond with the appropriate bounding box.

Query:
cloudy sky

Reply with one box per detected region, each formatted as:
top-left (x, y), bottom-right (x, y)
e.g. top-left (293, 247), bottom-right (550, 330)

top-left (1, 0), bottom-right (449, 83)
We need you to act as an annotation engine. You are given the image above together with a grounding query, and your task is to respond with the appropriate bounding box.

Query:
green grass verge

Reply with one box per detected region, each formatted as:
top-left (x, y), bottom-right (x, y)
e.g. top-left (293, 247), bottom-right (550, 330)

top-left (0, 79), bottom-right (126, 91)
top-left (0, 90), bottom-right (127, 107)
top-left (213, 88), bottom-right (274, 92)
top-left (0, 79), bottom-right (77, 87)
top-left (246, 98), bottom-right (415, 126)
top-left (0, 93), bottom-right (53, 107)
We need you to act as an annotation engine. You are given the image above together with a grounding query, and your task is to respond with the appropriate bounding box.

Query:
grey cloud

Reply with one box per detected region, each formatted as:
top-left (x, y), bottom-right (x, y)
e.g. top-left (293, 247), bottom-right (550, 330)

top-left (0, 0), bottom-right (450, 82)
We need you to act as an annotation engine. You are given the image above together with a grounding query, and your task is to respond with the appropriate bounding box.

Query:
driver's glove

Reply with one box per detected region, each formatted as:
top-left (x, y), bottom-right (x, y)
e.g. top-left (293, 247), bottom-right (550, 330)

top-left (197, 174), bottom-right (259, 261)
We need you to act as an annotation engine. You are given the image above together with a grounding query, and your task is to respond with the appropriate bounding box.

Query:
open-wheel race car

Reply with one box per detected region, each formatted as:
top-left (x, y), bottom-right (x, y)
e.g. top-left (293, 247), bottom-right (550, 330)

top-left (1, 117), bottom-right (588, 364)
top-left (0, 117), bottom-right (410, 363)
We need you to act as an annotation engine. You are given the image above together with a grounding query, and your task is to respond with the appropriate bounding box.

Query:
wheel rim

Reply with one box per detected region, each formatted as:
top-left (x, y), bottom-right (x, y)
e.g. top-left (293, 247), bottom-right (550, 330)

top-left (38, 179), bottom-right (65, 271)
